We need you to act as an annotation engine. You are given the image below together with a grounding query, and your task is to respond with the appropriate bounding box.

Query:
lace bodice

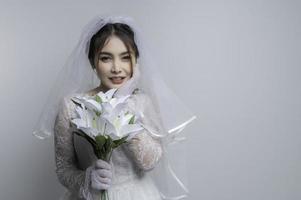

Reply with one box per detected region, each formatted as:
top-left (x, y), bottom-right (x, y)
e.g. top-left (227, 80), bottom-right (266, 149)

top-left (54, 91), bottom-right (163, 199)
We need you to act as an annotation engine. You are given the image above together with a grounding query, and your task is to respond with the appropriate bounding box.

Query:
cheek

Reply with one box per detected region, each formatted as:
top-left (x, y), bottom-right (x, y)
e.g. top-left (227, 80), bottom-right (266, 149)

top-left (96, 63), bottom-right (111, 75)
top-left (124, 63), bottom-right (133, 75)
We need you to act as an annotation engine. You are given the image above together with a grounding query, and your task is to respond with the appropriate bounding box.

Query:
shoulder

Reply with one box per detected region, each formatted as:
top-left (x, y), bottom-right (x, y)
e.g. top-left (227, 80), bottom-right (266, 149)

top-left (127, 88), bottom-right (156, 112)
top-left (129, 88), bottom-right (151, 103)
top-left (59, 93), bottom-right (84, 118)
top-left (60, 93), bottom-right (79, 108)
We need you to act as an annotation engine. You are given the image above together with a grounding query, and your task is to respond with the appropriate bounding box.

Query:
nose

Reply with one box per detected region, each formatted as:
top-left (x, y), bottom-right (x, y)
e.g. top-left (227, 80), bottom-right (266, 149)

top-left (111, 60), bottom-right (122, 73)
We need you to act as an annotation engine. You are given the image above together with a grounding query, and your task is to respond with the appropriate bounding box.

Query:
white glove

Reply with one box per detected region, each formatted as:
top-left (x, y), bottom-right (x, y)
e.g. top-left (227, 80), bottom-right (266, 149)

top-left (90, 159), bottom-right (113, 190)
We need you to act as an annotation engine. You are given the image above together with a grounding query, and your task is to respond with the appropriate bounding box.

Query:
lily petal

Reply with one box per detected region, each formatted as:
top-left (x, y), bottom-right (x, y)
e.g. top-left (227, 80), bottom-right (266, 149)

top-left (81, 99), bottom-right (102, 112)
top-left (120, 124), bottom-right (143, 137)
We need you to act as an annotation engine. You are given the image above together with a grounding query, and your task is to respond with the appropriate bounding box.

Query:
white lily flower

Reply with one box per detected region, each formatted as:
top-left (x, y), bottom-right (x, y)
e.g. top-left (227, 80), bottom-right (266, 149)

top-left (72, 96), bottom-right (102, 113)
top-left (95, 88), bottom-right (117, 103)
top-left (103, 108), bottom-right (143, 140)
top-left (95, 88), bottom-right (130, 108)
top-left (72, 89), bottom-right (129, 116)
top-left (109, 95), bottom-right (130, 107)
top-left (99, 95), bottom-right (130, 116)
top-left (71, 91), bottom-right (141, 141)
top-left (82, 97), bottom-right (102, 112)
top-left (71, 105), bottom-right (106, 138)
top-left (101, 101), bottom-right (126, 119)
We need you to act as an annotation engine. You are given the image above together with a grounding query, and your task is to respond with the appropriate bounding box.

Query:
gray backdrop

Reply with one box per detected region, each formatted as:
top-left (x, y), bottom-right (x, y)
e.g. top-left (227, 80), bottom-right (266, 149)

top-left (0, 0), bottom-right (300, 200)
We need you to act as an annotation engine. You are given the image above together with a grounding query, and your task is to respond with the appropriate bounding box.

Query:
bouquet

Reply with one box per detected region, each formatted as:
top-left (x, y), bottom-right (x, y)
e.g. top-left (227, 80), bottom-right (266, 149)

top-left (70, 88), bottom-right (143, 200)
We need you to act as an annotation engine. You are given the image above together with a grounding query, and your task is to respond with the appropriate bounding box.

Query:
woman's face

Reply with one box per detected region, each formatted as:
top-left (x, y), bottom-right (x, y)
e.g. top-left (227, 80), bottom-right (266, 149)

top-left (94, 35), bottom-right (136, 91)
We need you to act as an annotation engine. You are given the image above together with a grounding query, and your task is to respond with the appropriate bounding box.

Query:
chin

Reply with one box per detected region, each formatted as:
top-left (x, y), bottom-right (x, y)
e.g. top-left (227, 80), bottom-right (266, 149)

top-left (103, 83), bottom-right (124, 90)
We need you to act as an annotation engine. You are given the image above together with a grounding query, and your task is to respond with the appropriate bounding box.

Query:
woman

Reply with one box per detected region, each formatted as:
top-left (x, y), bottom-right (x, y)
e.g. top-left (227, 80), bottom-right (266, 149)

top-left (33, 15), bottom-right (196, 200)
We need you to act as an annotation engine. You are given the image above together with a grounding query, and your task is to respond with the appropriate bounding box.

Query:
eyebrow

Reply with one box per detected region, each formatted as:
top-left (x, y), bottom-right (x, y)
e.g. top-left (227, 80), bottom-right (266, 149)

top-left (99, 51), bottom-right (130, 56)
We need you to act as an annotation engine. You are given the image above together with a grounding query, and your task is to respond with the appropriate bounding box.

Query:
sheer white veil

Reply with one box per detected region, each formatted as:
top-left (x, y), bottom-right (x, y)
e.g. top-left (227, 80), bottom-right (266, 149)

top-left (32, 15), bottom-right (197, 200)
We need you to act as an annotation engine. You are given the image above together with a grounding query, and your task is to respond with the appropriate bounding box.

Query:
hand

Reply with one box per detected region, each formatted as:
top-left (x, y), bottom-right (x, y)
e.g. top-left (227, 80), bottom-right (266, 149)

top-left (90, 159), bottom-right (113, 191)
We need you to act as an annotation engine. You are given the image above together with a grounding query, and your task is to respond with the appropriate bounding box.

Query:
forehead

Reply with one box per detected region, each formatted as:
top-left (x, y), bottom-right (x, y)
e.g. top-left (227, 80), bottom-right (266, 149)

top-left (100, 35), bottom-right (129, 54)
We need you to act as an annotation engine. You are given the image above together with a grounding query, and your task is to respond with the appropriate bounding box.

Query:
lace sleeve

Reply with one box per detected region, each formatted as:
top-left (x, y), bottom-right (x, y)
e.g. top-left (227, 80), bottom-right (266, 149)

top-left (54, 96), bottom-right (94, 199)
top-left (123, 92), bottom-right (164, 171)
top-left (124, 131), bottom-right (163, 171)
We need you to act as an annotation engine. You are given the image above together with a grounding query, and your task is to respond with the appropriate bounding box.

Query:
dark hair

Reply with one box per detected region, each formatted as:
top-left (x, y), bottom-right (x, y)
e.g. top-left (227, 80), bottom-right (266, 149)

top-left (88, 23), bottom-right (139, 69)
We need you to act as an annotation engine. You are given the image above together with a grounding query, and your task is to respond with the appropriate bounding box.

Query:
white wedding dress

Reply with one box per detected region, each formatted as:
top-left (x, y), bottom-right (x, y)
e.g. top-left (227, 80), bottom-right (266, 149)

top-left (54, 90), bottom-right (163, 200)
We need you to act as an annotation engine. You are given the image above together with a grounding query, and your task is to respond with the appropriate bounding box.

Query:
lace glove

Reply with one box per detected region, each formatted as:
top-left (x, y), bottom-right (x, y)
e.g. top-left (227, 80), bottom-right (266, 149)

top-left (90, 159), bottom-right (113, 190)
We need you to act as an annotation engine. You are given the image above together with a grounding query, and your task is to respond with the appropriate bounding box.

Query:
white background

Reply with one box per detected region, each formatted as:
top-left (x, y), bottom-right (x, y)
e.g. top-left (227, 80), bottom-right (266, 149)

top-left (0, 0), bottom-right (300, 200)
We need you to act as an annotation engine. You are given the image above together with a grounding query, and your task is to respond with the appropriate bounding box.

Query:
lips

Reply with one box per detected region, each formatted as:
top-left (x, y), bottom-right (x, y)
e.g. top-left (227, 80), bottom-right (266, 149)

top-left (109, 76), bottom-right (126, 84)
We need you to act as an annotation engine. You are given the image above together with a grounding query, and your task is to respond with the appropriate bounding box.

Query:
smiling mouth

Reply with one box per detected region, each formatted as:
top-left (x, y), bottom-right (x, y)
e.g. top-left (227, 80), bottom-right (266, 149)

top-left (109, 77), bottom-right (126, 84)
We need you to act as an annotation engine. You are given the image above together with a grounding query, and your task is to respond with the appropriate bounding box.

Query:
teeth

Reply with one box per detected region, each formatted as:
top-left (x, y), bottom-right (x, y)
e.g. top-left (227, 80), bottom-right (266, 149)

top-left (111, 77), bottom-right (122, 80)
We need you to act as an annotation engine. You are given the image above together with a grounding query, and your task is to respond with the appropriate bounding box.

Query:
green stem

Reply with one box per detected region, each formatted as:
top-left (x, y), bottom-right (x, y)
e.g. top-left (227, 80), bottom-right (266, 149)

top-left (100, 189), bottom-right (109, 200)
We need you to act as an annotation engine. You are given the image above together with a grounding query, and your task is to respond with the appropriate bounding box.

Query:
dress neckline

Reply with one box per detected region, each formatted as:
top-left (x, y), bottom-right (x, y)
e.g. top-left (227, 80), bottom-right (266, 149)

top-left (76, 87), bottom-right (140, 98)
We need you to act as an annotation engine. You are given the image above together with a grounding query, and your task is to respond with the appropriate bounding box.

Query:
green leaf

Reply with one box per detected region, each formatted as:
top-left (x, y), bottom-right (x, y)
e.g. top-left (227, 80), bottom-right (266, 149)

top-left (73, 130), bottom-right (108, 160)
top-left (92, 117), bottom-right (97, 128)
top-left (73, 130), bottom-right (97, 147)
top-left (103, 136), bottom-right (113, 155)
top-left (94, 148), bottom-right (102, 159)
top-left (129, 115), bottom-right (135, 124)
top-left (95, 95), bottom-right (102, 103)
top-left (112, 136), bottom-right (128, 148)
top-left (105, 136), bottom-right (112, 149)
top-left (95, 110), bottom-right (101, 117)
top-left (95, 135), bottom-right (106, 149)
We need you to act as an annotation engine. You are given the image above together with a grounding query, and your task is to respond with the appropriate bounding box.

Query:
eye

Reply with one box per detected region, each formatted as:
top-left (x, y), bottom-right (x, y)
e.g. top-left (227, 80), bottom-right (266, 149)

top-left (100, 56), bottom-right (111, 62)
top-left (122, 55), bottom-right (131, 61)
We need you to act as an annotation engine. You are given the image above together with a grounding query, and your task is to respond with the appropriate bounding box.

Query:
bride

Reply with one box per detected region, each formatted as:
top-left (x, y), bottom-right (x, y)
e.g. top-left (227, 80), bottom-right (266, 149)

top-left (33, 15), bottom-right (196, 200)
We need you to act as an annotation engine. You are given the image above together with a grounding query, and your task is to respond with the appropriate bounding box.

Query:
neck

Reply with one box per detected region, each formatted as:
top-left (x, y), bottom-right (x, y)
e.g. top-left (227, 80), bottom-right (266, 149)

top-left (98, 84), bottom-right (110, 93)
top-left (88, 84), bottom-right (110, 96)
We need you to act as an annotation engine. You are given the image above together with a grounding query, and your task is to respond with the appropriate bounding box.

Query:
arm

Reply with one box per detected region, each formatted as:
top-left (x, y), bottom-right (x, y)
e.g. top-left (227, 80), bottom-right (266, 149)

top-left (54, 96), bottom-right (93, 198)
top-left (124, 131), bottom-right (163, 171)
top-left (123, 93), bottom-right (164, 171)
